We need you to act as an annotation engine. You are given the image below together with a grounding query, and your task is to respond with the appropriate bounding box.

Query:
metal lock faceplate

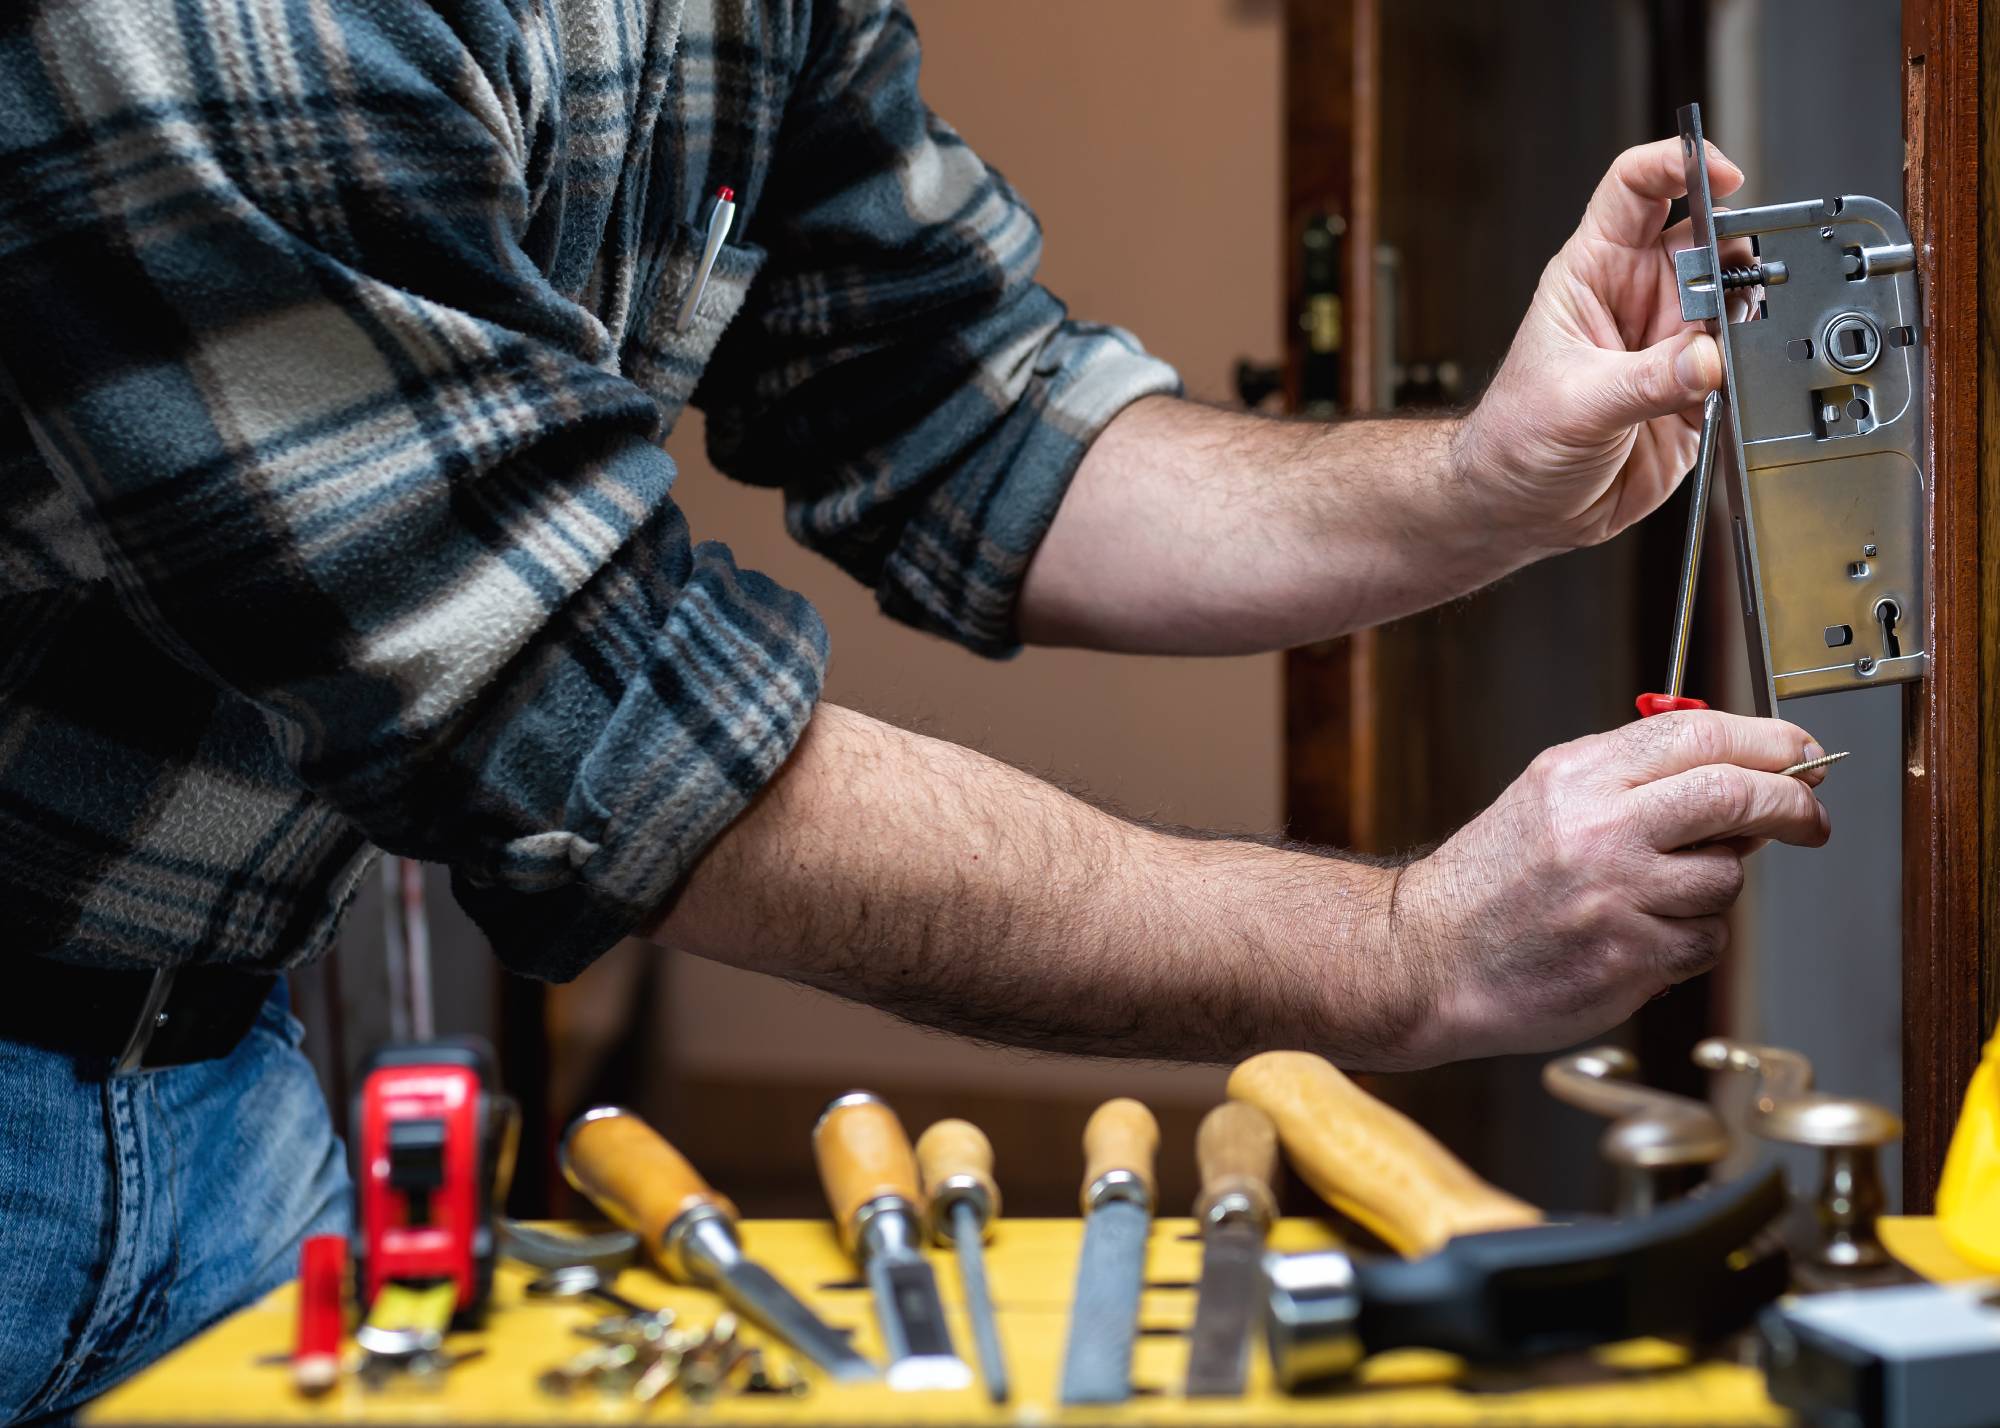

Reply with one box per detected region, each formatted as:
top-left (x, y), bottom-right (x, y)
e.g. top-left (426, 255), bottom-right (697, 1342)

top-left (1676, 104), bottom-right (1927, 714)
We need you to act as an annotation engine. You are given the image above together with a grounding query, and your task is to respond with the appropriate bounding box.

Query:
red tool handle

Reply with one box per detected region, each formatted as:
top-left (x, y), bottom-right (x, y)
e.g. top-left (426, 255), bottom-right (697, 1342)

top-left (1636, 694), bottom-right (1708, 718)
top-left (294, 1233), bottom-right (346, 1394)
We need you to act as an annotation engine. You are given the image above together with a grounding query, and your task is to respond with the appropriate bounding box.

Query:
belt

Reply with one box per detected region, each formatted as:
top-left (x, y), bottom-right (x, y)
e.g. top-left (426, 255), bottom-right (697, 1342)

top-left (4, 959), bottom-right (279, 1073)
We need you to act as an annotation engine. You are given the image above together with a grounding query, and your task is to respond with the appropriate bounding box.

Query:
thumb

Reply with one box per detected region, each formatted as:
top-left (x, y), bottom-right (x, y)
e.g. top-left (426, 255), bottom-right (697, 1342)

top-left (1594, 331), bottom-right (1721, 428)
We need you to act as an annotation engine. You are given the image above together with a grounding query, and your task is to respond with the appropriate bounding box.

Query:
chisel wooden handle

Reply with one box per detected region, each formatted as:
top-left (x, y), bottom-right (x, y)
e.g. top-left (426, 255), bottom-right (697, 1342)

top-left (1229, 1052), bottom-right (1540, 1256)
top-left (814, 1092), bottom-right (920, 1254)
top-left (560, 1107), bottom-right (737, 1262)
top-left (1194, 1100), bottom-right (1279, 1229)
top-left (1081, 1098), bottom-right (1158, 1212)
top-left (917, 1118), bottom-right (1000, 1240)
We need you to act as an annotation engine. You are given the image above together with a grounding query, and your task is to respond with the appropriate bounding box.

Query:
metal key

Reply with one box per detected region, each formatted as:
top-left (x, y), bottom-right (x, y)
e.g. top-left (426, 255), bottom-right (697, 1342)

top-left (574, 1309), bottom-right (678, 1348)
top-left (631, 1344), bottom-right (687, 1404)
top-left (538, 1343), bottom-right (637, 1398)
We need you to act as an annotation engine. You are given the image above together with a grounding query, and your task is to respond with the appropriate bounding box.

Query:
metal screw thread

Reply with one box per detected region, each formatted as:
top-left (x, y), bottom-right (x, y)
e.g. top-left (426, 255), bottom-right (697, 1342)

top-left (1718, 265), bottom-right (1773, 289)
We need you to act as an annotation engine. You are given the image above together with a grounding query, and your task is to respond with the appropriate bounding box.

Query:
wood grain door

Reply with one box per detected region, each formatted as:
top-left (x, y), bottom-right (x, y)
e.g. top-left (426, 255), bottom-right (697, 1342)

top-left (1898, 0), bottom-right (1995, 1210)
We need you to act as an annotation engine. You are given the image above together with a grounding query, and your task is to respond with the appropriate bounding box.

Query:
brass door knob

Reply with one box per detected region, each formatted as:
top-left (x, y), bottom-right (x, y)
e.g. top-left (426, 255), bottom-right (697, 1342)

top-left (1692, 1038), bottom-right (1813, 1108)
top-left (1542, 1047), bottom-right (1728, 1216)
top-left (1694, 1037), bottom-right (1901, 1270)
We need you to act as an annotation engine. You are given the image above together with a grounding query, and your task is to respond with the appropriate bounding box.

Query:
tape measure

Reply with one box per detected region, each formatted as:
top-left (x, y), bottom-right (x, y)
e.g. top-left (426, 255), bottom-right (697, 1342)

top-left (351, 1038), bottom-right (517, 1329)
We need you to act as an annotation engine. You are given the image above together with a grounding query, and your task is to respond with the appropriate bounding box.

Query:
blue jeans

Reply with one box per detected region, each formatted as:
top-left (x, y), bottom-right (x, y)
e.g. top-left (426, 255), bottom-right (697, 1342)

top-left (0, 983), bottom-right (350, 1424)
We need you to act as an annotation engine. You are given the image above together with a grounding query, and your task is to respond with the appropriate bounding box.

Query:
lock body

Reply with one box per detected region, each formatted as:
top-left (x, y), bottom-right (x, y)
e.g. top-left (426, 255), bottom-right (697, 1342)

top-left (1677, 105), bottom-right (1927, 713)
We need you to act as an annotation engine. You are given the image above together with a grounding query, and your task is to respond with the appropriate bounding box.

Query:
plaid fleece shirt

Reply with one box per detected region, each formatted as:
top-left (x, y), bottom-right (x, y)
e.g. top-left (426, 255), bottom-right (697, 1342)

top-left (0, 0), bottom-right (1177, 978)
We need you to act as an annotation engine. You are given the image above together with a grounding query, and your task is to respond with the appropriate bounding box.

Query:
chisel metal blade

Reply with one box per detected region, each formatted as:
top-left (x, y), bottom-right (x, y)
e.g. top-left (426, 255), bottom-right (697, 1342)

top-left (559, 1107), bottom-right (881, 1386)
top-left (1183, 1223), bottom-right (1263, 1396)
top-left (1059, 1198), bottom-right (1150, 1404)
top-left (951, 1201), bottom-right (1010, 1403)
top-left (714, 1260), bottom-right (877, 1384)
top-left (868, 1255), bottom-right (973, 1391)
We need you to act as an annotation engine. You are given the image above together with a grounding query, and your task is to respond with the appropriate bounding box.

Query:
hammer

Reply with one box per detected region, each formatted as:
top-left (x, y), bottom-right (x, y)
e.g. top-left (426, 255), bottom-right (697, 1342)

top-left (1232, 1052), bottom-right (1790, 1390)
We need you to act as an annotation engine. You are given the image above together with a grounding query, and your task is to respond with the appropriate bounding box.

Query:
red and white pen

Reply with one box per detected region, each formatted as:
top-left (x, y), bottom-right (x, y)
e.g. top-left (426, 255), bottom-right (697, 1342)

top-left (1636, 391), bottom-right (1722, 718)
top-left (676, 184), bottom-right (738, 333)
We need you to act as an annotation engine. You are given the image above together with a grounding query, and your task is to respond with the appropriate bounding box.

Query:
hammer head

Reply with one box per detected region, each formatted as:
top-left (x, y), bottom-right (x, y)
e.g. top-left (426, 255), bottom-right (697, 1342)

top-left (1263, 1165), bottom-right (1790, 1391)
top-left (1263, 1251), bottom-right (1365, 1390)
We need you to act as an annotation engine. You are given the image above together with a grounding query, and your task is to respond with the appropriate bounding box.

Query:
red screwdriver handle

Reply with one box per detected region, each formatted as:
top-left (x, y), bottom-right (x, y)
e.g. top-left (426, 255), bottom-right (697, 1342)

top-left (1636, 693), bottom-right (1708, 718)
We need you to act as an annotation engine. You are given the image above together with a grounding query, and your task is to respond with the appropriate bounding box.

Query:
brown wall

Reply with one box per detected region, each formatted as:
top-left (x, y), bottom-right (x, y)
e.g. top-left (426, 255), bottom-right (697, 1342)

top-left (557, 2), bottom-right (1284, 1167)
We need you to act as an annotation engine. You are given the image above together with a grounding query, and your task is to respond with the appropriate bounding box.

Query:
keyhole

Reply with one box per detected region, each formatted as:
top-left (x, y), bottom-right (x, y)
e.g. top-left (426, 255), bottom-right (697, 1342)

top-left (1875, 599), bottom-right (1902, 660)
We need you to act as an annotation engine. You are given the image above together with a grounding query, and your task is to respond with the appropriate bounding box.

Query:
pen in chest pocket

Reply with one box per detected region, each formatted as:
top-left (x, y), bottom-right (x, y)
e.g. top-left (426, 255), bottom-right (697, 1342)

top-left (676, 185), bottom-right (737, 333)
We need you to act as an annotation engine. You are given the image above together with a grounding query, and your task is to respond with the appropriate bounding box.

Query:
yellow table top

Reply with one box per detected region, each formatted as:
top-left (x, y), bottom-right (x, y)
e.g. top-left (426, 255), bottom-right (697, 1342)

top-left (84, 1213), bottom-right (1960, 1428)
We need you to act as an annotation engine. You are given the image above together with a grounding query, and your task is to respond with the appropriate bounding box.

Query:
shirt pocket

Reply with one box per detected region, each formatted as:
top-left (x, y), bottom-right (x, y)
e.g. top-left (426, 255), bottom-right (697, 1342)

top-left (624, 222), bottom-right (767, 431)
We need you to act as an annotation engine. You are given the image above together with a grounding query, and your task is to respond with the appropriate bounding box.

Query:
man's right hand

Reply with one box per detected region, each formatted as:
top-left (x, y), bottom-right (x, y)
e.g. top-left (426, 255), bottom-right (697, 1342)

top-left (1393, 712), bottom-right (1831, 1063)
top-left (658, 701), bottom-right (1832, 1076)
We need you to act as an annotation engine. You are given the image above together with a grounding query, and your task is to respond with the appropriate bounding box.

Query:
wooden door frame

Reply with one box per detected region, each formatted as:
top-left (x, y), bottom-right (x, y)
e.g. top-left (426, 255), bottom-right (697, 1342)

top-left (1899, 0), bottom-right (1991, 1211)
top-left (1281, 0), bottom-right (1380, 851)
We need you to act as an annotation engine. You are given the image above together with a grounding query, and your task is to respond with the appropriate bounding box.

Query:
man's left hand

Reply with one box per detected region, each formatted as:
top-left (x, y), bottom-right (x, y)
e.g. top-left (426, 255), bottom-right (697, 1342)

top-left (1456, 137), bottom-right (1748, 552)
top-left (1024, 136), bottom-right (1757, 656)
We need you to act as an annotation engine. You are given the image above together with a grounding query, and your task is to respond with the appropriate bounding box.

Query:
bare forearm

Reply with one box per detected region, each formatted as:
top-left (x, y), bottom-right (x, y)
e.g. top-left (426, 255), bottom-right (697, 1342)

top-left (1020, 396), bottom-right (1554, 654)
top-left (650, 703), bottom-right (1430, 1067)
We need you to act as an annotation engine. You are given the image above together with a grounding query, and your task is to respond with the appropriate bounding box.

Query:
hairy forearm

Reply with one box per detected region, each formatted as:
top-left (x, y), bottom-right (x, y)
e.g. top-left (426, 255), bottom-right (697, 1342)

top-left (1020, 396), bottom-right (1557, 654)
top-left (650, 703), bottom-right (1434, 1068)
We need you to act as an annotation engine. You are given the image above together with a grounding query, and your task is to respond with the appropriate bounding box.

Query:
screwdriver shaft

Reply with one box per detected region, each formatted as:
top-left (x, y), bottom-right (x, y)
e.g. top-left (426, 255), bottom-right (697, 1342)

top-left (1666, 392), bottom-right (1724, 700)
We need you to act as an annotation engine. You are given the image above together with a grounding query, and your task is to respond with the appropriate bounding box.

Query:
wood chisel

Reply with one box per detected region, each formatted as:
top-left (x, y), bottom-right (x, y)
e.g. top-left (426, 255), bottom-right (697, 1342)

top-left (813, 1093), bottom-right (972, 1392)
top-left (560, 1106), bottom-right (877, 1384)
top-left (915, 1119), bottom-right (1010, 1404)
top-left (1058, 1097), bottom-right (1160, 1405)
top-left (1183, 1101), bottom-right (1280, 1398)
top-left (1232, 1052), bottom-right (1789, 1390)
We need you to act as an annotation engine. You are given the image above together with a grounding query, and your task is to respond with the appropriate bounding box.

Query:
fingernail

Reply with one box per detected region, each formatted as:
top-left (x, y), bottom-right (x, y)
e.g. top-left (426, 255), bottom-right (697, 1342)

top-left (1802, 740), bottom-right (1825, 762)
top-left (1676, 333), bottom-right (1717, 391)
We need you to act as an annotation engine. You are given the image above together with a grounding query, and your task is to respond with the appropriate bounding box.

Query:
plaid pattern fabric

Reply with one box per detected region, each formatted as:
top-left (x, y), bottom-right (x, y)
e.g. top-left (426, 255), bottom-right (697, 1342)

top-left (0, 0), bottom-right (1178, 979)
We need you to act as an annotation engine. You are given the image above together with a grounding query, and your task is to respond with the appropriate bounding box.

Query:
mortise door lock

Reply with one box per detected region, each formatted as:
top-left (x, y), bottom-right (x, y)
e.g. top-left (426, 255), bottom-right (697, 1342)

top-left (1675, 104), bottom-right (1927, 714)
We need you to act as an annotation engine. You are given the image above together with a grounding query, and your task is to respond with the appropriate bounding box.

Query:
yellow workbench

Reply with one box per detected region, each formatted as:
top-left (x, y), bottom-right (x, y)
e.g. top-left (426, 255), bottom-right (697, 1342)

top-left (85, 1216), bottom-right (1972, 1427)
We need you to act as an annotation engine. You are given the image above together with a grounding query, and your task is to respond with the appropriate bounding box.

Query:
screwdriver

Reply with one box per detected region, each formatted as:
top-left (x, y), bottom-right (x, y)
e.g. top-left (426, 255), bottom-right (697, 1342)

top-left (1634, 393), bottom-right (1850, 781)
top-left (1637, 391), bottom-right (1723, 719)
top-left (916, 1119), bottom-right (1010, 1404)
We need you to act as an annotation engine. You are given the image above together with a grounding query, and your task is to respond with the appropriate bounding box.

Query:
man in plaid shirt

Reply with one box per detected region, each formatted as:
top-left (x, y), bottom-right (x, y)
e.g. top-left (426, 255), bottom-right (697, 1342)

top-left (0, 0), bottom-right (1831, 1411)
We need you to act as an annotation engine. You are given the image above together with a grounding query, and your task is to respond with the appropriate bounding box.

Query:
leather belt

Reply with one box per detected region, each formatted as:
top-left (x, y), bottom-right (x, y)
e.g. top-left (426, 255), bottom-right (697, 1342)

top-left (4, 959), bottom-right (279, 1073)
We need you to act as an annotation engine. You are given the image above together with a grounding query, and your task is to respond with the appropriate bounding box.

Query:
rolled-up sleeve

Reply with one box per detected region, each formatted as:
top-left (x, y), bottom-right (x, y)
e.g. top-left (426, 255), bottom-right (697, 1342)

top-left (0, 1), bottom-right (825, 978)
top-left (698, 0), bottom-right (1181, 658)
